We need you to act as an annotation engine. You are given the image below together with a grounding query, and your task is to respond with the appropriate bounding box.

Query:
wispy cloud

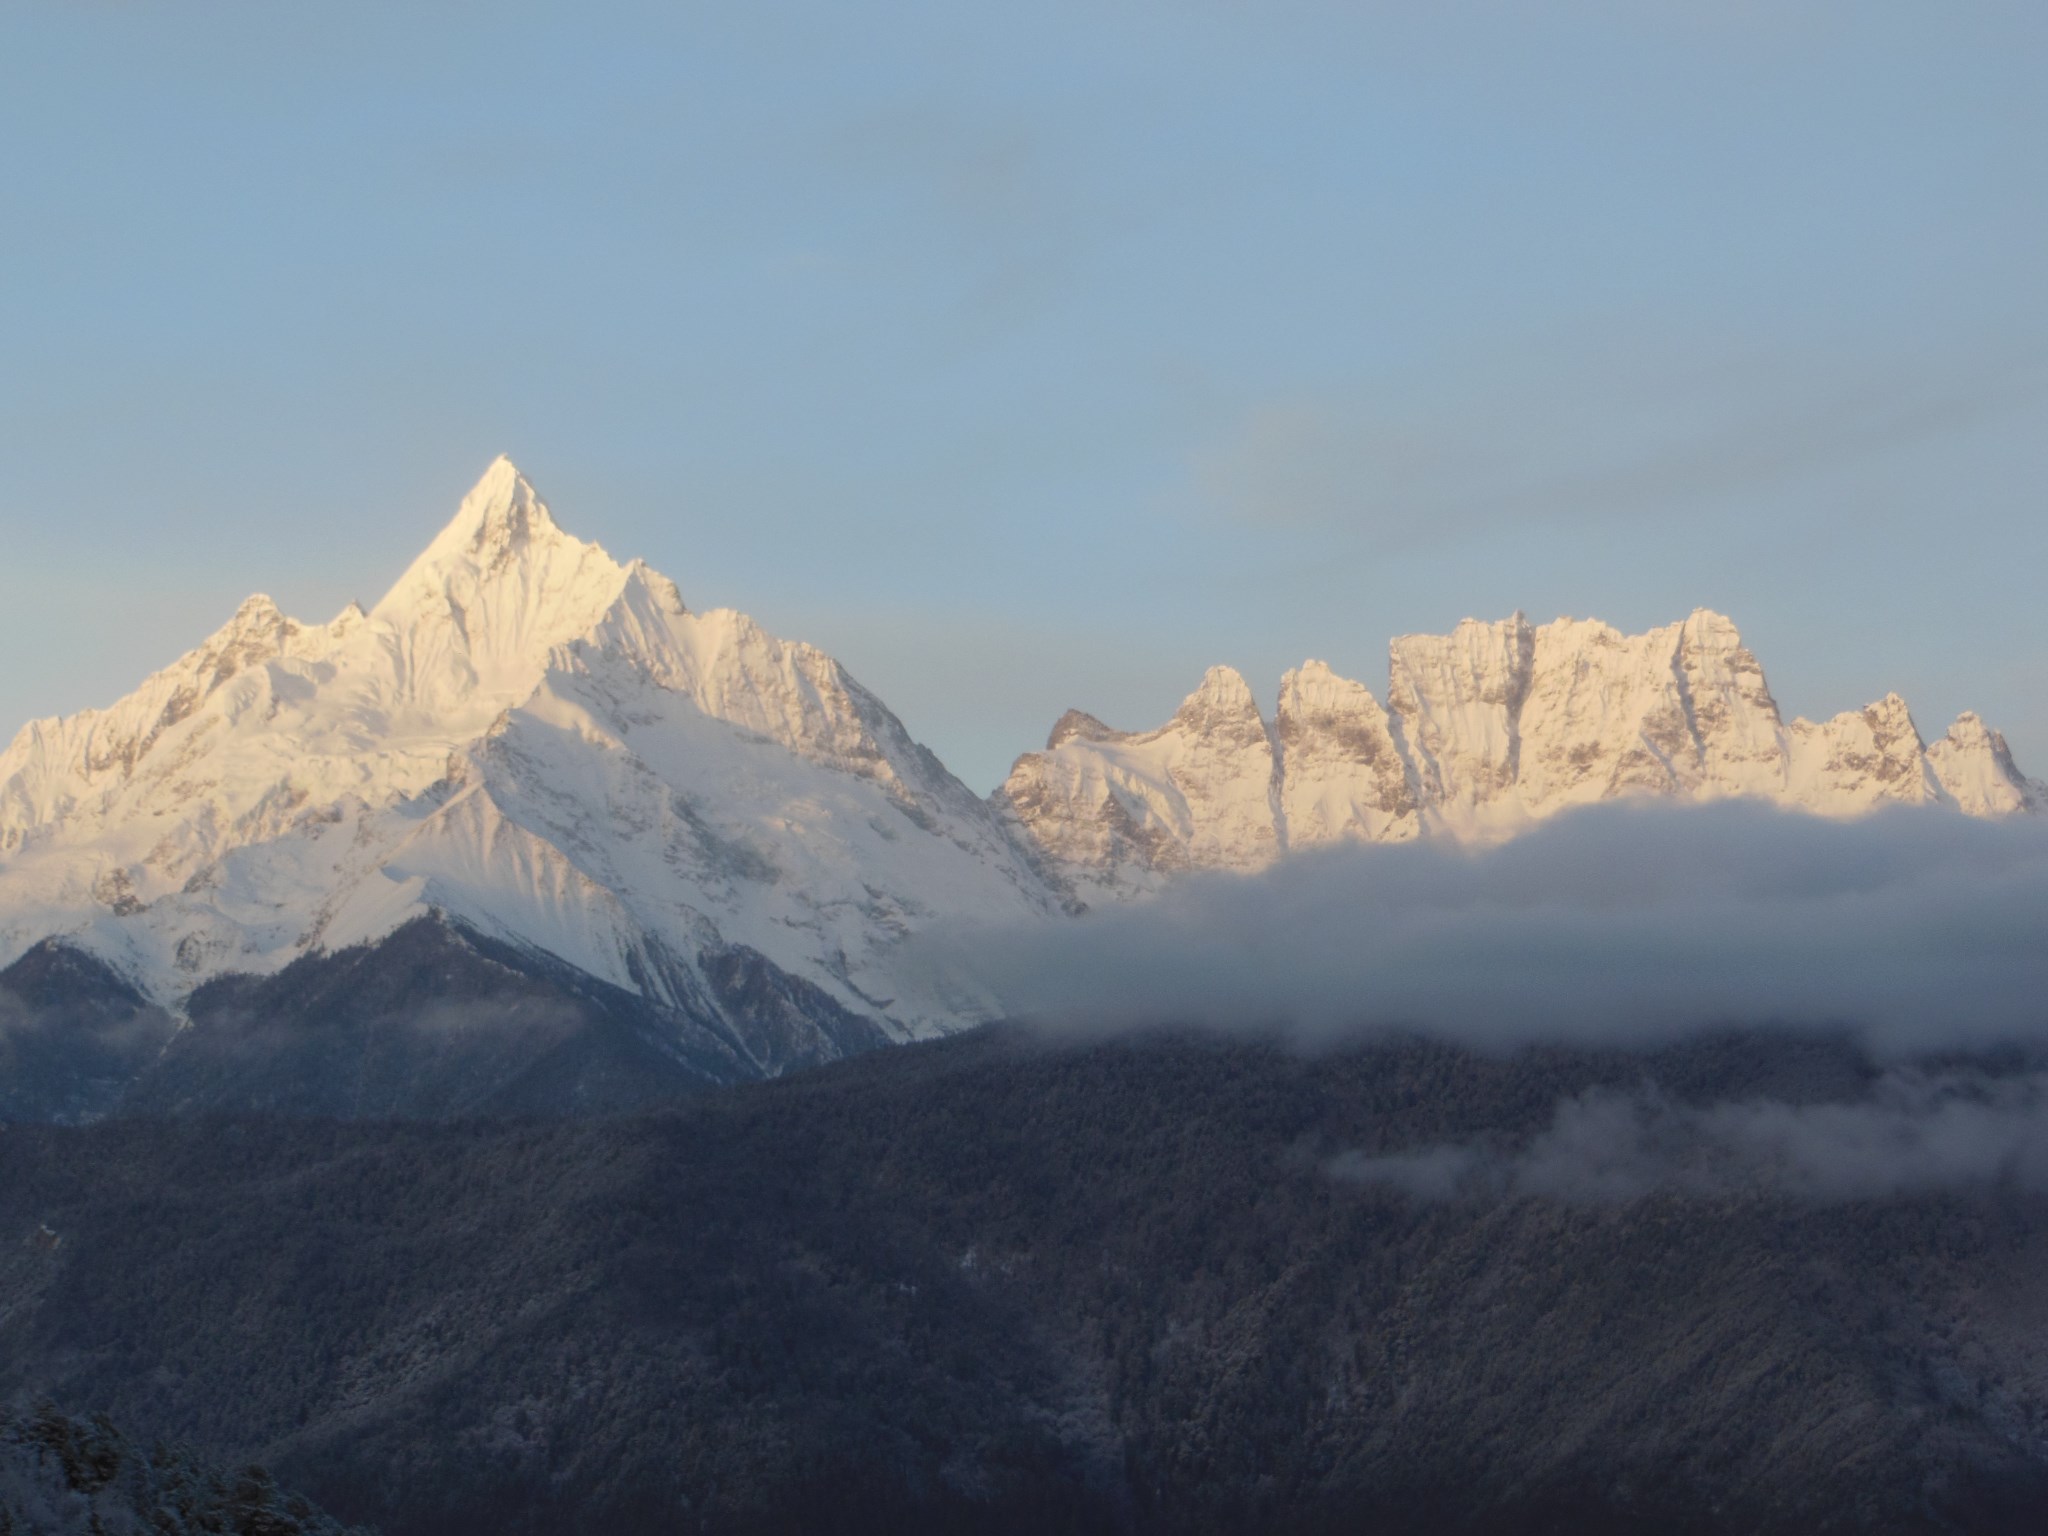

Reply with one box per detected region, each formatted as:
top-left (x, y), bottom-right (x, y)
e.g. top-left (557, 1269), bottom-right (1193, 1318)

top-left (1333, 1068), bottom-right (2048, 1204)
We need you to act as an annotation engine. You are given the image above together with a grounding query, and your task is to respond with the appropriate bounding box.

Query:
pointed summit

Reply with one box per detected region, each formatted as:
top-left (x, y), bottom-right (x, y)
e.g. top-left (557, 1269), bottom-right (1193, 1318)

top-left (1046, 708), bottom-right (1118, 750)
top-left (1928, 711), bottom-right (2038, 815)
top-left (427, 456), bottom-right (563, 565)
top-left (1172, 666), bottom-right (1270, 748)
top-left (179, 592), bottom-right (298, 675)
top-left (373, 458), bottom-right (608, 616)
top-left (366, 458), bottom-right (633, 714)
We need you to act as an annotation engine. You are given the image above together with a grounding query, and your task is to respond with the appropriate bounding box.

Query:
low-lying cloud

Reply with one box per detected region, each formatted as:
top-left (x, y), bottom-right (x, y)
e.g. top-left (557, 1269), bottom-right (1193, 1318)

top-left (1332, 1068), bottom-right (2048, 1203)
top-left (0, 987), bottom-right (166, 1048)
top-left (925, 800), bottom-right (2048, 1056)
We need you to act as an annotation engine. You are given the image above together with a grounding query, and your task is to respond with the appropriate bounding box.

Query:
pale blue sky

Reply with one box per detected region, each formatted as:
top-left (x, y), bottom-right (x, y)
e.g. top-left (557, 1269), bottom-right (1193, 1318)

top-left (3, 2), bottom-right (2045, 792)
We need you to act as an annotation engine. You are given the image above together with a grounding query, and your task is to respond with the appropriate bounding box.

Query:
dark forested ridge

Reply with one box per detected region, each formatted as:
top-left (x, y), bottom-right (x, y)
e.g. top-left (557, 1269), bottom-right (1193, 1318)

top-left (0, 942), bottom-right (175, 1125)
top-left (3, 1026), bottom-right (2048, 1534)
top-left (0, 918), bottom-right (889, 1123)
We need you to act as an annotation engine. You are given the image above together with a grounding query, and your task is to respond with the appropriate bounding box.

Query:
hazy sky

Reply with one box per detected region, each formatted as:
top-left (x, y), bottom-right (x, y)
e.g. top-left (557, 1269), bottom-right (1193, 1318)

top-left (3, 2), bottom-right (2045, 793)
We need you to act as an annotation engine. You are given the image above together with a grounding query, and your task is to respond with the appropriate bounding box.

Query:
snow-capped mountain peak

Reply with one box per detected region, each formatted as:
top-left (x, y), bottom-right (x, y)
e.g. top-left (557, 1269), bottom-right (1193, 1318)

top-left (397, 455), bottom-right (571, 572)
top-left (368, 458), bottom-right (640, 720)
top-left (2, 461), bottom-right (2042, 1114)
top-left (1926, 710), bottom-right (2038, 816)
top-left (990, 663), bottom-right (1281, 901)
top-left (1000, 608), bottom-right (2041, 897)
top-left (0, 462), bottom-right (1053, 1057)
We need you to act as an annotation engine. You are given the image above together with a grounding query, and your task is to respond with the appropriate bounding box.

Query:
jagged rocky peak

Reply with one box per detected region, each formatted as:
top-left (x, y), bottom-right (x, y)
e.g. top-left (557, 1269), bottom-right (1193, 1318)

top-left (0, 462), bottom-right (628, 841)
top-left (1172, 665), bottom-right (1269, 743)
top-left (1275, 659), bottom-right (1382, 729)
top-left (999, 608), bottom-right (2041, 894)
top-left (436, 454), bottom-right (565, 559)
top-left (328, 598), bottom-right (369, 633)
top-left (994, 666), bottom-right (1282, 903)
top-left (1046, 709), bottom-right (1118, 750)
top-left (1384, 613), bottom-right (1536, 815)
top-left (1275, 661), bottom-right (1416, 848)
top-left (226, 590), bottom-right (286, 629)
top-left (1785, 690), bottom-right (1940, 810)
top-left (378, 456), bottom-right (622, 615)
top-left (1, 592), bottom-right (335, 817)
top-left (1390, 612), bottom-right (1538, 708)
top-left (1503, 608), bottom-right (1793, 821)
top-left (164, 593), bottom-right (297, 701)
top-left (1666, 608), bottom-right (1786, 773)
top-left (1928, 711), bottom-right (2039, 815)
top-left (1160, 667), bottom-right (1281, 867)
top-left (368, 458), bottom-right (645, 716)
top-left (184, 590), bottom-right (369, 677)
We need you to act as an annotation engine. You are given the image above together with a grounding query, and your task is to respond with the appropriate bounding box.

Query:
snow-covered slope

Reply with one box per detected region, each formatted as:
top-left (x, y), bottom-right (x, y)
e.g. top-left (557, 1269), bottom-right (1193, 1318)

top-left (0, 460), bottom-right (1052, 1061)
top-left (992, 667), bottom-right (1279, 903)
top-left (4, 459), bottom-right (2041, 1103)
top-left (998, 609), bottom-right (2040, 896)
top-left (1275, 660), bottom-right (1419, 850)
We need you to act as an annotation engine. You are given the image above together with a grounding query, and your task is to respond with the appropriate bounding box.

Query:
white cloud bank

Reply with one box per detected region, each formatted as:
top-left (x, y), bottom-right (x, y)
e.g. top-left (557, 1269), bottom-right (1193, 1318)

top-left (924, 800), bottom-right (2048, 1056)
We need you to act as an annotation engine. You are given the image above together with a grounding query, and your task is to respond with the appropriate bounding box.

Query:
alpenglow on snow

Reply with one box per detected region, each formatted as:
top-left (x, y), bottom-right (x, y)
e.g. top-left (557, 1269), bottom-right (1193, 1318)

top-left (0, 458), bottom-right (2038, 1072)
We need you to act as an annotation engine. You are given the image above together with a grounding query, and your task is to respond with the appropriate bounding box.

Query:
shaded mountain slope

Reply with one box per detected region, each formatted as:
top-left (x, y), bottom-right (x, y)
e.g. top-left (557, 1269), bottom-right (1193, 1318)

top-left (114, 914), bottom-right (889, 1118)
top-left (0, 941), bottom-right (174, 1124)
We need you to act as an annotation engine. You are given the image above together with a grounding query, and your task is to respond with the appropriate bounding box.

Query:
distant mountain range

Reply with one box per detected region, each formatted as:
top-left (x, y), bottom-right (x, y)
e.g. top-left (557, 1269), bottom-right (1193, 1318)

top-left (0, 460), bottom-right (2037, 1115)
top-left (999, 610), bottom-right (2039, 900)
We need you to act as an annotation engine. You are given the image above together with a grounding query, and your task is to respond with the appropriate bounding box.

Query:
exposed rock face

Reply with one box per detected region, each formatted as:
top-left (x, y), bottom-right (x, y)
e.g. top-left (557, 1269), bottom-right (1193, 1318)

top-left (1386, 613), bottom-right (1536, 820)
top-left (1787, 692), bottom-right (1942, 811)
top-left (1510, 611), bottom-right (1791, 821)
top-left (1000, 609), bottom-right (2040, 898)
top-left (1274, 661), bottom-right (1417, 849)
top-left (1929, 712), bottom-right (2039, 816)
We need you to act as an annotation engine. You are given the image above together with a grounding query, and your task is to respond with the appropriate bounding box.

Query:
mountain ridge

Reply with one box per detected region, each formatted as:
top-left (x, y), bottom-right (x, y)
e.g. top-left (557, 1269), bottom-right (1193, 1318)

top-left (0, 459), bottom-right (2038, 1112)
top-left (0, 460), bottom-right (1049, 1031)
top-left (998, 606), bottom-right (2040, 900)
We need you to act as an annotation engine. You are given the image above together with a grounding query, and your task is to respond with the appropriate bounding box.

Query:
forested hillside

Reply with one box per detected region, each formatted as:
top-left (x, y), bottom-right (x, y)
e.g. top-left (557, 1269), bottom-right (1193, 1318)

top-left (0, 1402), bottom-right (364, 1534)
top-left (3, 1026), bottom-right (2046, 1534)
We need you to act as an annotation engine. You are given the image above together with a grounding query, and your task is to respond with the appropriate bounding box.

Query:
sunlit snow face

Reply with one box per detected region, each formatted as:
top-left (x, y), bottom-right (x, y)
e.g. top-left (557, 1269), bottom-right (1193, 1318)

top-left (994, 608), bottom-right (2036, 900)
top-left (0, 462), bottom-right (2041, 1059)
top-left (0, 463), bottom-right (1054, 1030)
